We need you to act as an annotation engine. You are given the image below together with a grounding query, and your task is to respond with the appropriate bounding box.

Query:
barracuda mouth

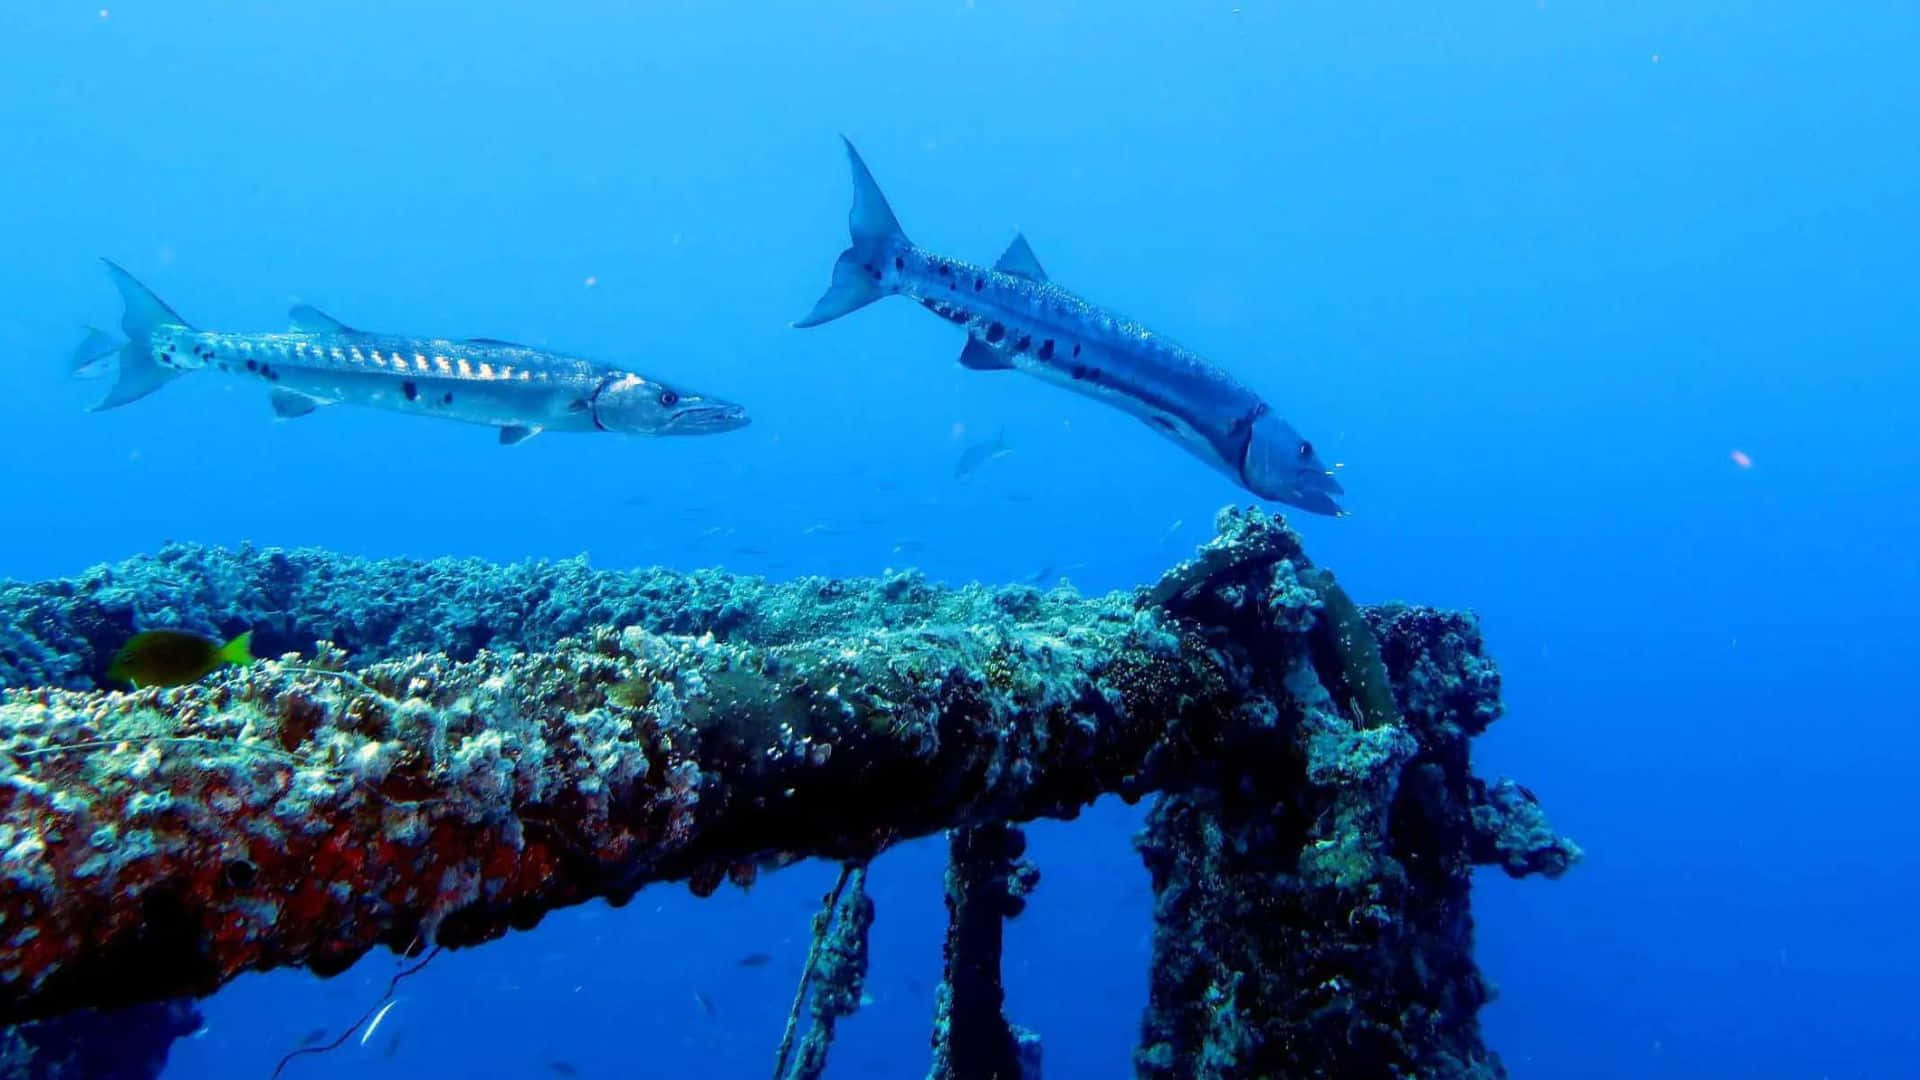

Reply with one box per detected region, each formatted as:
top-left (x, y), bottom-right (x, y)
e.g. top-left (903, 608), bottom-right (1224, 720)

top-left (1305, 469), bottom-right (1344, 497)
top-left (1287, 469), bottom-right (1345, 517)
top-left (668, 402), bottom-right (751, 435)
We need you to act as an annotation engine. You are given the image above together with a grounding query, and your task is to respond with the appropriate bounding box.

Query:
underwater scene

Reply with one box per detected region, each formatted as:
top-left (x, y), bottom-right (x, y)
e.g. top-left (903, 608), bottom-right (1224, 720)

top-left (1, 3), bottom-right (1916, 1078)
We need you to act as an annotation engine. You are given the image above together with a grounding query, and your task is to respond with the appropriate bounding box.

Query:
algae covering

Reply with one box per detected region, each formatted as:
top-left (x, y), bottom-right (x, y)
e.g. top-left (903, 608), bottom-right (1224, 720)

top-left (0, 508), bottom-right (1578, 1078)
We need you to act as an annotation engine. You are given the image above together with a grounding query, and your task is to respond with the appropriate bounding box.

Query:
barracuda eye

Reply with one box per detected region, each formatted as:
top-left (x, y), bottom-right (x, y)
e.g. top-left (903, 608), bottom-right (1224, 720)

top-left (658, 389), bottom-right (679, 407)
top-left (1298, 440), bottom-right (1316, 460)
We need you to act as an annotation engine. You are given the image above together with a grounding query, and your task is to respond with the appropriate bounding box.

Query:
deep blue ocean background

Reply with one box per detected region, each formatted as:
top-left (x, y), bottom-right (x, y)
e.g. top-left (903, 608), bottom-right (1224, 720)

top-left (3, 2), bottom-right (1917, 1077)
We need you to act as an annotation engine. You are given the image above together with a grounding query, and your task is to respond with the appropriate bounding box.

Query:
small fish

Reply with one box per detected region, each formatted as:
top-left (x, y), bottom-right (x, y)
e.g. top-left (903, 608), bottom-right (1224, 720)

top-left (953, 428), bottom-right (1013, 480)
top-left (606, 678), bottom-right (655, 710)
top-left (1027, 562), bottom-right (1085, 587)
top-left (795, 140), bottom-right (1344, 516)
top-left (382, 1030), bottom-right (404, 1059)
top-left (693, 989), bottom-right (716, 1018)
top-left (738, 952), bottom-right (773, 967)
top-left (107, 629), bottom-right (254, 688)
top-left (1158, 518), bottom-right (1185, 546)
top-left (298, 1026), bottom-right (329, 1048)
top-left (80, 260), bottom-right (749, 442)
top-left (359, 1000), bottom-right (396, 1048)
top-left (547, 1062), bottom-right (580, 1077)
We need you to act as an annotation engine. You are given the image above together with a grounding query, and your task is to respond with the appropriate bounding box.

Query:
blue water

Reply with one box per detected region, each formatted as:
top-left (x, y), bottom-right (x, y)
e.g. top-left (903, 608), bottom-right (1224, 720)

top-left (4, 2), bottom-right (1917, 1076)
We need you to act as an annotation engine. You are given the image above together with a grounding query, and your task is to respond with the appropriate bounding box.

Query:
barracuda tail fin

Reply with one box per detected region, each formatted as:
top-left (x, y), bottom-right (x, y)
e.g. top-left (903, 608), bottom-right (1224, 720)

top-left (90, 259), bottom-right (192, 411)
top-left (793, 137), bottom-right (909, 329)
top-left (69, 327), bottom-right (119, 378)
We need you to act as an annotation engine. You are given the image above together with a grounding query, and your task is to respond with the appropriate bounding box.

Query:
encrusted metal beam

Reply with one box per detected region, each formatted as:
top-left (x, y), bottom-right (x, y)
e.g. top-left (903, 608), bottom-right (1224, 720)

top-left (0, 533), bottom-right (1240, 1026)
top-left (929, 822), bottom-right (1042, 1080)
top-left (0, 508), bottom-right (1578, 1080)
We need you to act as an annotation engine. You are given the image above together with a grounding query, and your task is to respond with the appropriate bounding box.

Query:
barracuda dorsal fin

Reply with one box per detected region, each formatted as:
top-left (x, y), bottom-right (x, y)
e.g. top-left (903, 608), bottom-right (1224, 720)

top-left (466, 337), bottom-right (527, 347)
top-left (288, 304), bottom-right (359, 334)
top-left (269, 389), bottom-right (325, 418)
top-left (994, 234), bottom-right (1048, 281)
top-left (499, 425), bottom-right (541, 445)
top-left (958, 339), bottom-right (1014, 371)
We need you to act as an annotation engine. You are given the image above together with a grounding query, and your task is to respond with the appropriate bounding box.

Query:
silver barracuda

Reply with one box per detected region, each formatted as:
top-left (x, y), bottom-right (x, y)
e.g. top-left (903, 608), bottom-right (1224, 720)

top-left (76, 260), bottom-right (749, 443)
top-left (795, 139), bottom-right (1344, 516)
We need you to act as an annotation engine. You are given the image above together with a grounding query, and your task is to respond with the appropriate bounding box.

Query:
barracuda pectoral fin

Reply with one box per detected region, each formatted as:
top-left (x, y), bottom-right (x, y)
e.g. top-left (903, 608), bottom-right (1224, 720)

top-left (268, 389), bottom-right (326, 419)
top-left (499, 425), bottom-right (541, 445)
top-left (958, 339), bottom-right (1014, 371)
top-left (994, 233), bottom-right (1048, 282)
top-left (288, 304), bottom-right (359, 334)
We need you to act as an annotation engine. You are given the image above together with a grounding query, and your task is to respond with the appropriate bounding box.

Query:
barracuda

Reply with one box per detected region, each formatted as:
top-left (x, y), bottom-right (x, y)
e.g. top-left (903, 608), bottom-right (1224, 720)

top-left (794, 138), bottom-right (1345, 516)
top-left (76, 260), bottom-right (749, 443)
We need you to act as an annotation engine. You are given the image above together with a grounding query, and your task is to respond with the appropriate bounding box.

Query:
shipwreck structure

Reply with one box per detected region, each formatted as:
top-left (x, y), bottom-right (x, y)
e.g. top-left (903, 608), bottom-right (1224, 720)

top-left (0, 508), bottom-right (1576, 1078)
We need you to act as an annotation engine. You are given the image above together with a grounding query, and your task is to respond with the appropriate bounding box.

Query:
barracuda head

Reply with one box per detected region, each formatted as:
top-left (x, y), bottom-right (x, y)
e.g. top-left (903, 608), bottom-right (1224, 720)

top-left (1240, 408), bottom-right (1345, 517)
top-left (590, 373), bottom-right (750, 436)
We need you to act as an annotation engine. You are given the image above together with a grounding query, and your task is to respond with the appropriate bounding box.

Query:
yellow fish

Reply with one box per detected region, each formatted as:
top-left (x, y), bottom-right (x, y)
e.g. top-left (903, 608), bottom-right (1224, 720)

top-left (107, 629), bottom-right (254, 688)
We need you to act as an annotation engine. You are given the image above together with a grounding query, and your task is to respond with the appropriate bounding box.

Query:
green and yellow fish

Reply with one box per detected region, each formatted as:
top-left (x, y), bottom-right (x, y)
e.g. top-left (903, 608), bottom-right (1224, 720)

top-left (106, 629), bottom-right (255, 688)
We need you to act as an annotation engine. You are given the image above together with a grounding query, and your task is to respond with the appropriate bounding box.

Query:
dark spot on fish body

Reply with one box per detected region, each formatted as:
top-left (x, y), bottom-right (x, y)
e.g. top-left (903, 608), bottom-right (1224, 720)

top-left (864, 262), bottom-right (881, 282)
top-left (245, 359), bottom-right (259, 372)
top-left (223, 858), bottom-right (257, 889)
top-left (1070, 364), bottom-right (1088, 381)
top-left (921, 300), bottom-right (969, 326)
top-left (973, 277), bottom-right (984, 291)
top-left (441, 391), bottom-right (454, 405)
top-left (894, 256), bottom-right (905, 270)
top-left (1012, 335), bottom-right (1031, 354)
top-left (1038, 339), bottom-right (1054, 360)
top-left (984, 322), bottom-right (1005, 343)
top-left (1072, 343), bottom-right (1082, 357)
top-left (402, 380), bottom-right (418, 402)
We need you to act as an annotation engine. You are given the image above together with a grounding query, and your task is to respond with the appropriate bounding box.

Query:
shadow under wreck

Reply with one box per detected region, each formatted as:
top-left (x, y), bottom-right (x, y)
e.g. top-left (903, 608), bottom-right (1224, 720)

top-left (0, 507), bottom-right (1578, 1079)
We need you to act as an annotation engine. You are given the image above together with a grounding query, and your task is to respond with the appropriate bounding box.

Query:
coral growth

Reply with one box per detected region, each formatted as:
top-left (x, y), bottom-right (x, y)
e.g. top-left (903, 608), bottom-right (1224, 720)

top-left (0, 510), bottom-right (1577, 1080)
top-left (1133, 508), bottom-right (1578, 1079)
